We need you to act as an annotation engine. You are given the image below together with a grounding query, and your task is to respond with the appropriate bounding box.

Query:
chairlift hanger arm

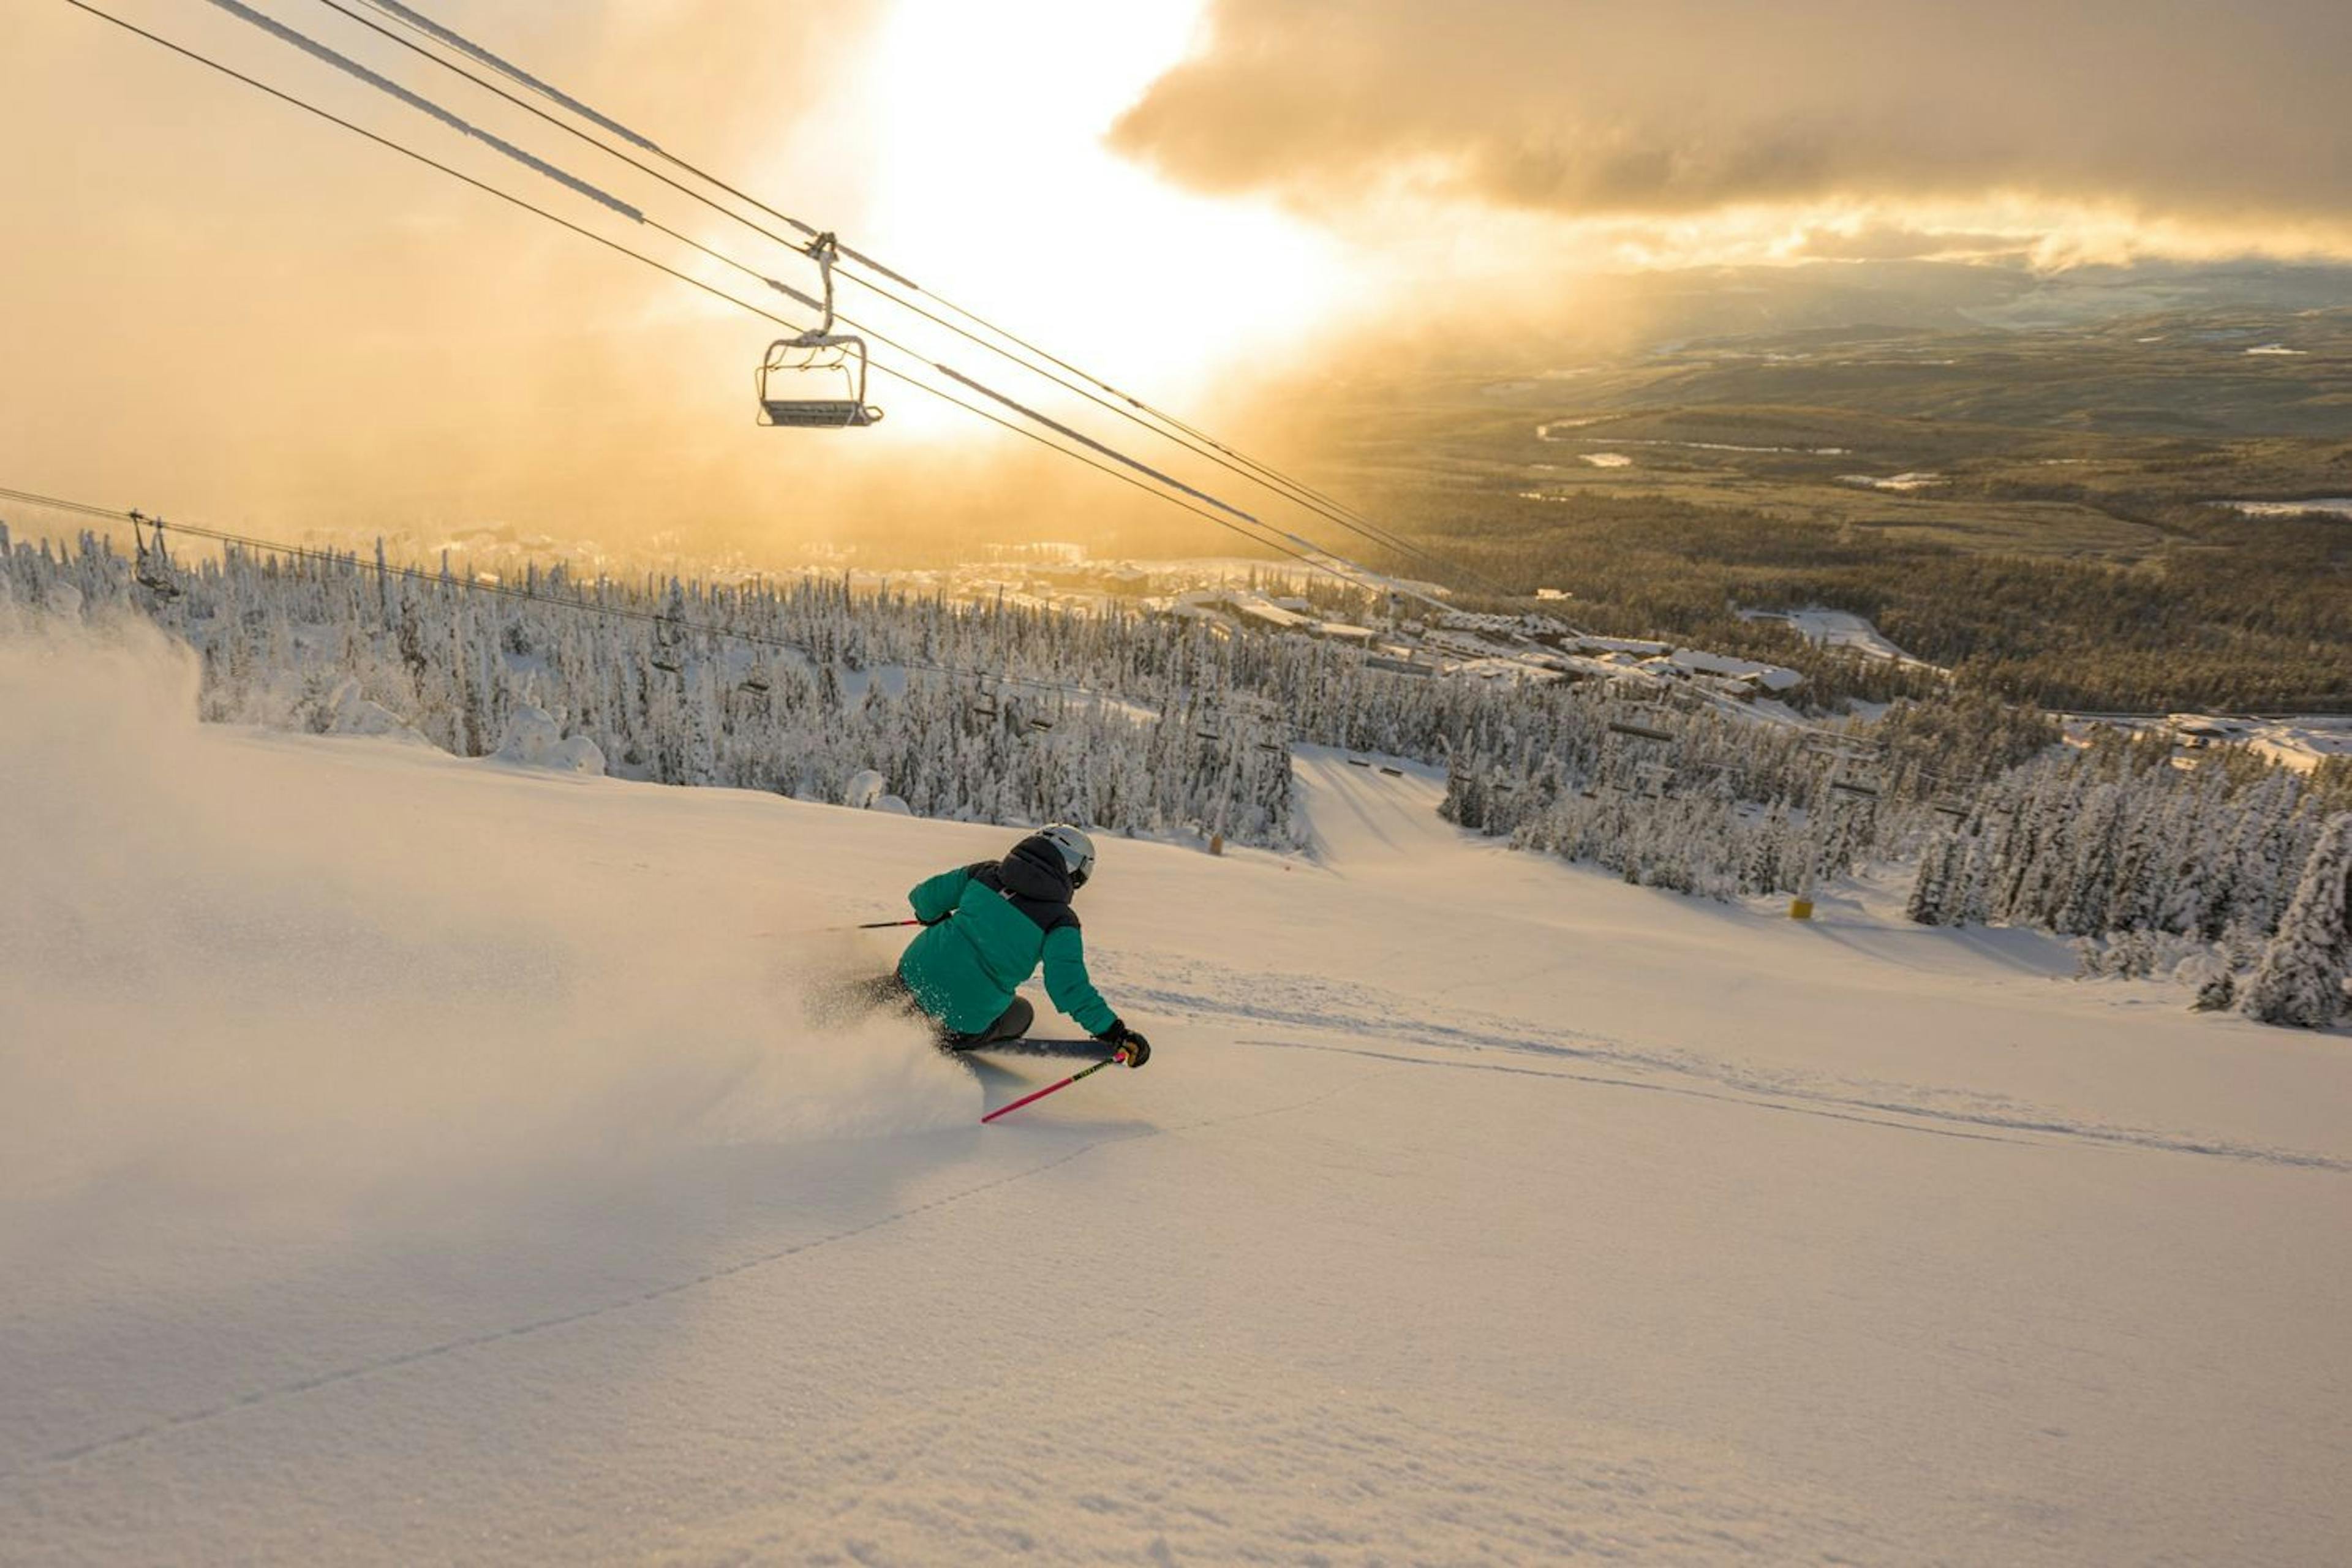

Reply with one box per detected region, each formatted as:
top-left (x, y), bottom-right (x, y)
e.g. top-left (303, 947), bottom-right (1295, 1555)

top-left (57, 0), bottom-right (1461, 603)
top-left (307, 0), bottom-right (1523, 601)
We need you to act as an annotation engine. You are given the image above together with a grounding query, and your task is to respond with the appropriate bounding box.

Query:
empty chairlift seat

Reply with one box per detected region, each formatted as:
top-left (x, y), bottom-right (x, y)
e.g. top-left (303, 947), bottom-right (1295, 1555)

top-left (757, 336), bottom-right (883, 428)
top-left (755, 233), bottom-right (883, 429)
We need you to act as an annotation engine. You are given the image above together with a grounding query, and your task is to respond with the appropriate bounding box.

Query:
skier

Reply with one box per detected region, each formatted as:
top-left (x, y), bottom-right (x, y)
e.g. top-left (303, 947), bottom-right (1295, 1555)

top-left (861, 824), bottom-right (1152, 1065)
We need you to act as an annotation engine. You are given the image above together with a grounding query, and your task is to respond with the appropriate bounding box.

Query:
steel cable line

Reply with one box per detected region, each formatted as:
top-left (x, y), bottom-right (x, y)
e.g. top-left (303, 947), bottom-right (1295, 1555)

top-left (0, 483), bottom-right (1168, 706)
top-left (331, 0), bottom-right (1515, 596)
top-left (66, 0), bottom-right (1575, 704)
top-left (8, 483), bottom-right (1951, 793)
top-left (112, 0), bottom-right (1466, 615)
top-left (56, 0), bottom-right (1366, 595)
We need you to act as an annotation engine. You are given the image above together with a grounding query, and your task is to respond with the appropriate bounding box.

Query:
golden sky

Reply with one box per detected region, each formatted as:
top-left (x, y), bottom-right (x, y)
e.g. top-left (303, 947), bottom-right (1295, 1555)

top-left (1120, 0), bottom-right (2352, 261)
top-left (2, 0), bottom-right (2346, 557)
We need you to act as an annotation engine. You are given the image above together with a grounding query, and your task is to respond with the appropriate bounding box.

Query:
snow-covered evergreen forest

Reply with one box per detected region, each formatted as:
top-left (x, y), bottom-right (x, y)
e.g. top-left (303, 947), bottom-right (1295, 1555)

top-left (0, 524), bottom-right (1300, 850)
top-left (4, 520), bottom-right (2344, 1027)
top-left (1905, 729), bottom-right (2352, 1025)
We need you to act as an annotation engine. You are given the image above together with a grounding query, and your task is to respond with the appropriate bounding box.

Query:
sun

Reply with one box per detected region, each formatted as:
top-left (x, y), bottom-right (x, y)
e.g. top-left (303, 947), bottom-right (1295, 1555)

top-left (769, 0), bottom-right (1355, 435)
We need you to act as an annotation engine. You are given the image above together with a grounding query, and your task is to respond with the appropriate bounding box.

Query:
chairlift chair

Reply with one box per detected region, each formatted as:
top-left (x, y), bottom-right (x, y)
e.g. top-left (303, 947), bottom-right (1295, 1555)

top-left (1606, 700), bottom-right (1675, 743)
top-left (1608, 718), bottom-right (1675, 742)
top-left (756, 235), bottom-right (883, 429)
top-left (1804, 732), bottom-right (1877, 763)
top-left (649, 617), bottom-right (685, 674)
top-left (758, 337), bottom-right (881, 429)
top-left (129, 511), bottom-right (183, 600)
top-left (1827, 767), bottom-right (1883, 801)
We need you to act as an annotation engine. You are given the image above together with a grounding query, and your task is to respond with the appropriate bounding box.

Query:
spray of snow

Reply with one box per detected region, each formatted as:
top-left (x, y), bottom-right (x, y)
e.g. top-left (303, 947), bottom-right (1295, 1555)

top-left (0, 620), bottom-right (967, 1255)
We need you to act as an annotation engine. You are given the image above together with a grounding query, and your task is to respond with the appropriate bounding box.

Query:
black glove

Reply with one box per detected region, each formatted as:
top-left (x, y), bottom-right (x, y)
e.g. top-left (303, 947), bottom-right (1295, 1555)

top-left (1096, 1020), bottom-right (1151, 1069)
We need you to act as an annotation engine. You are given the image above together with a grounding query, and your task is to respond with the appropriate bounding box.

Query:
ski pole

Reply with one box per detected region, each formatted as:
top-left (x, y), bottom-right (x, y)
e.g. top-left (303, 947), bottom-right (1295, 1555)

top-left (856, 919), bottom-right (923, 929)
top-left (980, 1049), bottom-right (1130, 1125)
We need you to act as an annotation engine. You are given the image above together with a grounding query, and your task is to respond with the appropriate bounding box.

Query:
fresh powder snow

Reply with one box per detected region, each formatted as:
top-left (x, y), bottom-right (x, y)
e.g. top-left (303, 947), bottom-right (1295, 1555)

top-left (3, 625), bottom-right (2349, 1564)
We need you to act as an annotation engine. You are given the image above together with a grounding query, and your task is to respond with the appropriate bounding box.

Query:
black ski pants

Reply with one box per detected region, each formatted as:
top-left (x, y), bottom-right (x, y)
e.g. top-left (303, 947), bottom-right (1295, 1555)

top-left (857, 971), bottom-right (1033, 1047)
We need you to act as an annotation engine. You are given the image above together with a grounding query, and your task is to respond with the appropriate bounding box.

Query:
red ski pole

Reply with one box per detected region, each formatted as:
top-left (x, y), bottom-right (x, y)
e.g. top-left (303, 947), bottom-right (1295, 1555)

top-left (980, 1049), bottom-right (1131, 1125)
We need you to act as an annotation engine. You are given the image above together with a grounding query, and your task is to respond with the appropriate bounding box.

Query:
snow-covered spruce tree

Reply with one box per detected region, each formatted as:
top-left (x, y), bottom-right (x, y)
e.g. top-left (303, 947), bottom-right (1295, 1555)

top-left (1905, 827), bottom-right (1967, 926)
top-left (2053, 782), bottom-right (2125, 937)
top-left (2240, 813), bottom-right (2352, 1029)
top-left (1950, 823), bottom-right (1997, 927)
top-left (2101, 790), bottom-right (2170, 935)
top-left (11, 522), bottom-right (2335, 922)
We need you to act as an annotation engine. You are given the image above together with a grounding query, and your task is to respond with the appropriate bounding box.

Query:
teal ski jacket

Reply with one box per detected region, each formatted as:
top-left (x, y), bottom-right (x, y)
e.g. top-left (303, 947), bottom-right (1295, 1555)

top-left (894, 837), bottom-right (1118, 1038)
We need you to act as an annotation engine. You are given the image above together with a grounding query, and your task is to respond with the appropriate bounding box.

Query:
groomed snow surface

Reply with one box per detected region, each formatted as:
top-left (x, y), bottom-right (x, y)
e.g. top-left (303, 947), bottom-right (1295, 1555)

top-left (4, 626), bottom-right (2349, 1566)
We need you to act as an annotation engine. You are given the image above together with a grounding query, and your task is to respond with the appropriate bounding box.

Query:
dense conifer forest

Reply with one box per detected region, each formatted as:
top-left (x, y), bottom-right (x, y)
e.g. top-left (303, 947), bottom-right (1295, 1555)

top-left (5, 519), bottom-right (2344, 1025)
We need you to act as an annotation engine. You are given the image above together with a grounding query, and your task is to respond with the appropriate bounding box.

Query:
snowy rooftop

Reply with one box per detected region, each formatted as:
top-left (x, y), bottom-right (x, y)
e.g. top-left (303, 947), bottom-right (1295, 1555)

top-left (1658, 647), bottom-right (1806, 692)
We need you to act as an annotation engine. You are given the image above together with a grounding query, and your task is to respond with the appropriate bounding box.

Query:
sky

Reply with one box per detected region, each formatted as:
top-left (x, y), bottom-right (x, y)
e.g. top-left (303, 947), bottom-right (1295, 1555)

top-left (1117, 0), bottom-right (2352, 269)
top-left (2, 0), bottom-right (2346, 561)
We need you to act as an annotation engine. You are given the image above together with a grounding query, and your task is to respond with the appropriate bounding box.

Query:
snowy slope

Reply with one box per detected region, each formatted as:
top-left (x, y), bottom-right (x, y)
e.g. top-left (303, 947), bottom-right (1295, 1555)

top-left (1741, 606), bottom-right (1935, 667)
top-left (4, 630), bottom-right (2350, 1565)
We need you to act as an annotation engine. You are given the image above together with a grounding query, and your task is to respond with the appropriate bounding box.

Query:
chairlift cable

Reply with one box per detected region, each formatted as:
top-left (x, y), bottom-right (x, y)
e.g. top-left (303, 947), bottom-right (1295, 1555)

top-left (0, 484), bottom-right (1151, 706)
top-left (55, 0), bottom-right (1363, 593)
top-left (13, 483), bottom-right (1994, 809)
top-left (67, 2), bottom-right (1572, 680)
top-left (327, 0), bottom-right (1516, 597)
top-left (119, 0), bottom-right (1441, 608)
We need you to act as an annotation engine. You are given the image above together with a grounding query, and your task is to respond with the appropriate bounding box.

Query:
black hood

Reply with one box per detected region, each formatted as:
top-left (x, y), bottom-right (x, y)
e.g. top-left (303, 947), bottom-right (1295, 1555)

top-left (998, 835), bottom-right (1076, 903)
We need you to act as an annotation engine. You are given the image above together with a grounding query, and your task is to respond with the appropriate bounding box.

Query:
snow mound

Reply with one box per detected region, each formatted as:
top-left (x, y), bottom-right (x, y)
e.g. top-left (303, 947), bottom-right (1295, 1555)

top-left (491, 701), bottom-right (604, 773)
top-left (843, 767), bottom-right (910, 812)
top-left (329, 679), bottom-right (434, 745)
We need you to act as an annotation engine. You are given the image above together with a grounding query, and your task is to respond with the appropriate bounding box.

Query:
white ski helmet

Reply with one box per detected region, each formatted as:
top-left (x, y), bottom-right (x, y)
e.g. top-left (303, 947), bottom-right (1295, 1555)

top-left (1035, 823), bottom-right (1097, 889)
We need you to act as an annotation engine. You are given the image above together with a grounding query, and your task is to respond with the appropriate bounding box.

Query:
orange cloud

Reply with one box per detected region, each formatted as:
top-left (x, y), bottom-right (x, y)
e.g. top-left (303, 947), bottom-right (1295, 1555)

top-left (1113, 0), bottom-right (2352, 241)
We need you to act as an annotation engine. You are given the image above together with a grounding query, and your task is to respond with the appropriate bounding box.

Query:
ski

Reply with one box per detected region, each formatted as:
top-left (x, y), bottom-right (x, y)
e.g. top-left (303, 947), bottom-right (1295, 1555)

top-left (949, 1037), bottom-right (1114, 1060)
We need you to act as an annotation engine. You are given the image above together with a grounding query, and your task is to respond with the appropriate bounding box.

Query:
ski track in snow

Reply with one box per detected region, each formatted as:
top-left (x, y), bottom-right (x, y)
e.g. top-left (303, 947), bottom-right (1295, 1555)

top-left (1102, 961), bottom-right (2352, 1175)
top-left (9, 639), bottom-right (2352, 1565)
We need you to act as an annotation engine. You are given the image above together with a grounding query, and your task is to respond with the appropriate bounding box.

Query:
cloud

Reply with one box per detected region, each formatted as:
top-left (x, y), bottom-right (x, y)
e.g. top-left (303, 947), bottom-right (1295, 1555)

top-left (1112, 0), bottom-right (2352, 231)
top-left (1793, 224), bottom-right (2025, 263)
top-left (6, 0), bottom-right (1362, 568)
